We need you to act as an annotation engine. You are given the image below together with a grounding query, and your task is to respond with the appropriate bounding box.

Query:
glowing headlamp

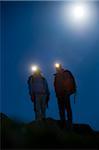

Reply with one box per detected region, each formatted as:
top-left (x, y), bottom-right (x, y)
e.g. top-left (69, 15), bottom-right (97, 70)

top-left (31, 65), bottom-right (38, 72)
top-left (55, 63), bottom-right (60, 68)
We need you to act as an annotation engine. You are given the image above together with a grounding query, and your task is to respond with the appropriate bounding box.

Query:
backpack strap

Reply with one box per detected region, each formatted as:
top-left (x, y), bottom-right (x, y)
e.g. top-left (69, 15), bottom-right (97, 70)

top-left (74, 91), bottom-right (77, 104)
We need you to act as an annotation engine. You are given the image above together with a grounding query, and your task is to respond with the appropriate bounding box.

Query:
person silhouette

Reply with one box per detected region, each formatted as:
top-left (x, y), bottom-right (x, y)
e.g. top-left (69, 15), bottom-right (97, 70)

top-left (54, 63), bottom-right (77, 129)
top-left (28, 66), bottom-right (50, 121)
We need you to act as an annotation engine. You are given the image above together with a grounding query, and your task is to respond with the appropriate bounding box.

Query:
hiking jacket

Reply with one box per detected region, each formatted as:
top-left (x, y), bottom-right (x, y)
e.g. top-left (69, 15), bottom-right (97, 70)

top-left (28, 75), bottom-right (50, 96)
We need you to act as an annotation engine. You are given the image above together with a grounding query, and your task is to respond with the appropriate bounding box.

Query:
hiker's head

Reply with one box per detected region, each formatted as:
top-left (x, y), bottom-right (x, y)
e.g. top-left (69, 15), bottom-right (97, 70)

top-left (54, 63), bottom-right (62, 72)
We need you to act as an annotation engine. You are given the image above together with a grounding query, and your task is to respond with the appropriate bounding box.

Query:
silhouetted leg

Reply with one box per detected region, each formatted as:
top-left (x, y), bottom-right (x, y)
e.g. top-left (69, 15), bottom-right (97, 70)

top-left (57, 97), bottom-right (66, 128)
top-left (33, 100), bottom-right (37, 120)
top-left (35, 95), bottom-right (42, 121)
top-left (65, 95), bottom-right (72, 129)
top-left (41, 95), bottom-right (46, 120)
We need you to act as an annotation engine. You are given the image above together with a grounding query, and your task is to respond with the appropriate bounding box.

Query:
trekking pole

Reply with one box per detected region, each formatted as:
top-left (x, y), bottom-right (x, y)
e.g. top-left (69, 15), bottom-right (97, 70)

top-left (74, 91), bottom-right (79, 125)
top-left (74, 92), bottom-right (77, 104)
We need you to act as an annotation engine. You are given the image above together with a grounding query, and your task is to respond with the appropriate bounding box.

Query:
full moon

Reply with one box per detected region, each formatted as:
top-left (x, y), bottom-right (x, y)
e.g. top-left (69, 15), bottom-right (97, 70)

top-left (70, 3), bottom-right (89, 24)
top-left (72, 4), bottom-right (87, 21)
top-left (62, 1), bottom-right (96, 30)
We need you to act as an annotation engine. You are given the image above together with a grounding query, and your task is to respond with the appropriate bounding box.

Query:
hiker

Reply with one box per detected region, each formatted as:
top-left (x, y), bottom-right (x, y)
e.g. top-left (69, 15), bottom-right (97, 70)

top-left (28, 65), bottom-right (50, 121)
top-left (54, 63), bottom-right (77, 129)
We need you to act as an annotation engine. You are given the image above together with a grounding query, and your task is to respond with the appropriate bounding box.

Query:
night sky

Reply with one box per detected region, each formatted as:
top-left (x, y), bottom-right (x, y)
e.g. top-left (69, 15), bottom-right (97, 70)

top-left (1, 1), bottom-right (99, 131)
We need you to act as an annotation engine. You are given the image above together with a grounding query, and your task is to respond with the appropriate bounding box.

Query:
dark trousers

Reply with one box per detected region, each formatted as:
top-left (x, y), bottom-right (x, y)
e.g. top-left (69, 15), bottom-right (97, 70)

top-left (57, 94), bottom-right (72, 128)
top-left (34, 94), bottom-right (47, 121)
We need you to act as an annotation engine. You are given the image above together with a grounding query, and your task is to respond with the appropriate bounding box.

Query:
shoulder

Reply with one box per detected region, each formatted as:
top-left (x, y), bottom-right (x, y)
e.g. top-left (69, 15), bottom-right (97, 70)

top-left (64, 70), bottom-right (75, 79)
top-left (28, 75), bottom-right (33, 79)
top-left (41, 76), bottom-right (46, 81)
top-left (42, 77), bottom-right (48, 84)
top-left (64, 69), bottom-right (74, 77)
top-left (64, 69), bottom-right (72, 74)
top-left (28, 75), bottom-right (34, 82)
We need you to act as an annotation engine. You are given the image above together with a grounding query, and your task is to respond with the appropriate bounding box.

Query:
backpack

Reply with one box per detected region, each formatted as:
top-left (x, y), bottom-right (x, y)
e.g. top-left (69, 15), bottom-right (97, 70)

top-left (54, 69), bottom-right (76, 96)
top-left (63, 70), bottom-right (76, 95)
